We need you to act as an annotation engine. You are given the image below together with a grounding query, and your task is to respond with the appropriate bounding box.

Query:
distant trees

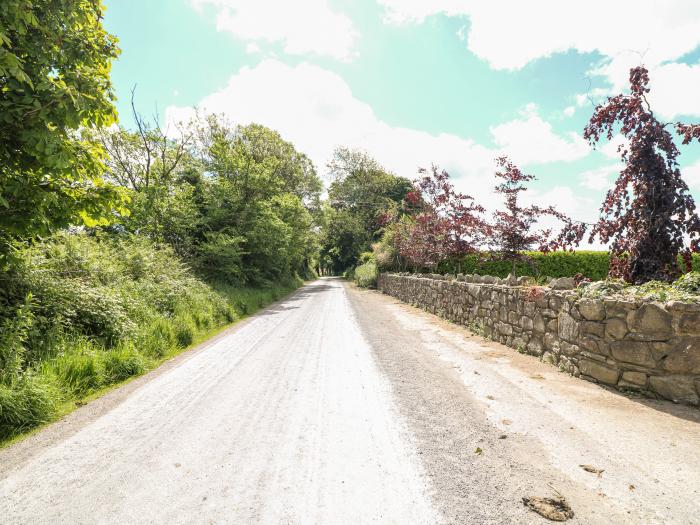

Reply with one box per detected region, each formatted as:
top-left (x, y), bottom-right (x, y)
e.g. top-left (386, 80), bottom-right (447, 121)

top-left (320, 148), bottom-right (412, 274)
top-left (0, 1), bottom-right (125, 263)
top-left (104, 114), bottom-right (323, 284)
top-left (578, 66), bottom-right (700, 283)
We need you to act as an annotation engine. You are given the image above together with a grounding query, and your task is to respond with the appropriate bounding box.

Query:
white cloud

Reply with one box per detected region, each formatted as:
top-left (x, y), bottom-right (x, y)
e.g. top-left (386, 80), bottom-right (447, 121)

top-left (489, 104), bottom-right (589, 165)
top-left (648, 61), bottom-right (700, 119)
top-left (165, 61), bottom-right (593, 217)
top-left (379, 0), bottom-right (700, 118)
top-left (563, 106), bottom-right (576, 117)
top-left (166, 60), bottom-right (496, 201)
top-left (684, 159), bottom-right (700, 190)
top-left (191, 0), bottom-right (357, 60)
top-left (579, 164), bottom-right (620, 191)
top-left (598, 134), bottom-right (628, 159)
top-left (245, 42), bottom-right (260, 54)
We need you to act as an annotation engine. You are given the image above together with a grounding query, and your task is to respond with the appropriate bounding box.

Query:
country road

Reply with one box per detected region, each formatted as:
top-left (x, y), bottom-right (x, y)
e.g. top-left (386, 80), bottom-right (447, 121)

top-left (1, 278), bottom-right (699, 524)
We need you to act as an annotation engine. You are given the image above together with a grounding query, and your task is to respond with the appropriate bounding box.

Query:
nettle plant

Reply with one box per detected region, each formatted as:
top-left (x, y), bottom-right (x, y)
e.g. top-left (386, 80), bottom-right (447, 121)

top-left (397, 166), bottom-right (486, 269)
top-left (490, 156), bottom-right (569, 271)
top-left (580, 66), bottom-right (700, 284)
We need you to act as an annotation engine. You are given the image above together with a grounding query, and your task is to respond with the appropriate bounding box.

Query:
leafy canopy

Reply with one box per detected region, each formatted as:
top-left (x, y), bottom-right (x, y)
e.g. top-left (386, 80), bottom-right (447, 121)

top-left (0, 0), bottom-right (125, 257)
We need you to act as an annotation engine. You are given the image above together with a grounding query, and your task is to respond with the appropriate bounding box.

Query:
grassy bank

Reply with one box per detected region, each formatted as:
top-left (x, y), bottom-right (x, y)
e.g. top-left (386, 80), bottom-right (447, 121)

top-left (0, 233), bottom-right (303, 444)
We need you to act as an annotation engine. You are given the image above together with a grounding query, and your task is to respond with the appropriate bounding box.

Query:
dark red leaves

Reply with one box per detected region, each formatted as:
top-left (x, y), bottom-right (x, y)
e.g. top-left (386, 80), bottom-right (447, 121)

top-left (395, 165), bottom-right (487, 269)
top-left (491, 156), bottom-right (569, 259)
top-left (579, 66), bottom-right (700, 283)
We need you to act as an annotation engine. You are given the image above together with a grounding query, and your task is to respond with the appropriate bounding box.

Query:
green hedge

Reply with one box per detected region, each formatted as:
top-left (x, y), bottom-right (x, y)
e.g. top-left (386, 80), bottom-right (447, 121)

top-left (432, 252), bottom-right (700, 281)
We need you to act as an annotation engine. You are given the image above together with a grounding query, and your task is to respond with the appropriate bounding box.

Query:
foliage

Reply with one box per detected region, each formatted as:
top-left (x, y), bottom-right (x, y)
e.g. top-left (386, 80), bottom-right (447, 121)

top-left (579, 272), bottom-right (700, 303)
top-left (101, 117), bottom-right (322, 284)
top-left (0, 375), bottom-right (57, 440)
top-left (320, 148), bottom-right (412, 274)
top-left (395, 166), bottom-right (486, 269)
top-left (354, 261), bottom-right (378, 288)
top-left (0, 0), bottom-right (127, 260)
top-left (573, 66), bottom-right (700, 284)
top-left (0, 233), bottom-right (302, 441)
top-left (489, 157), bottom-right (570, 269)
top-left (372, 224), bottom-right (401, 271)
top-left (433, 251), bottom-right (612, 280)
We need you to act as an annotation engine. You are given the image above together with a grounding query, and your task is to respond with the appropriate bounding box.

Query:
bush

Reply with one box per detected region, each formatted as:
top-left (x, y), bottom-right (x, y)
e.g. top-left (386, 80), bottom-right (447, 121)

top-left (0, 232), bottom-right (303, 441)
top-left (137, 318), bottom-right (177, 358)
top-left (673, 271), bottom-right (700, 294)
top-left (354, 261), bottom-right (378, 288)
top-left (579, 272), bottom-right (700, 302)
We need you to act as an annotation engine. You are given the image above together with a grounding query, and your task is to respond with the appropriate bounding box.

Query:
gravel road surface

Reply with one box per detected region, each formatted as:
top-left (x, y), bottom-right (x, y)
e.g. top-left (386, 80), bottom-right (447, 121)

top-left (1, 278), bottom-right (699, 524)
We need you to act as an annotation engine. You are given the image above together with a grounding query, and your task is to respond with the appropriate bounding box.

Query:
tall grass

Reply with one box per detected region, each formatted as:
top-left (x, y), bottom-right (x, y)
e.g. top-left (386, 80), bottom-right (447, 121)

top-left (0, 233), bottom-right (303, 443)
top-left (354, 261), bottom-right (378, 288)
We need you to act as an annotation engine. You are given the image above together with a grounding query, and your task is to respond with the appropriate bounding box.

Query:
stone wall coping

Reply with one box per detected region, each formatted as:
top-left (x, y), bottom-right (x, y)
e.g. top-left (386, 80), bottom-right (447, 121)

top-left (383, 273), bottom-right (700, 309)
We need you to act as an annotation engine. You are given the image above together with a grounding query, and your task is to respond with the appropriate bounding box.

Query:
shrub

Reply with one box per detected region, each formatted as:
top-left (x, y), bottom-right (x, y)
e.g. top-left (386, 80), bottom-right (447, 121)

top-left (580, 272), bottom-right (700, 302)
top-left (0, 231), bottom-right (303, 441)
top-left (354, 261), bottom-right (378, 288)
top-left (433, 251), bottom-right (609, 281)
top-left (673, 272), bottom-right (700, 294)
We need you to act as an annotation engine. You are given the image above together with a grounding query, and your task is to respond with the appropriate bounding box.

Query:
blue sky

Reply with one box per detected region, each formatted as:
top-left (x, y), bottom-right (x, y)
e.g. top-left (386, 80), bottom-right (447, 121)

top-left (103, 0), bottom-right (700, 229)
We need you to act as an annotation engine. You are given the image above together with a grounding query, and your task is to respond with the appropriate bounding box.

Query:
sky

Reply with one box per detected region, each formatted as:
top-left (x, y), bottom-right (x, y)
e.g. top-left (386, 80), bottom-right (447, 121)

top-left (103, 0), bottom-right (700, 234)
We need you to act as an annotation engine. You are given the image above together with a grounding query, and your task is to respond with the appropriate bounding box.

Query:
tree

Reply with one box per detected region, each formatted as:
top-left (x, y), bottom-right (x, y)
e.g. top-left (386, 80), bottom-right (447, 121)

top-left (96, 92), bottom-right (196, 247)
top-left (581, 66), bottom-right (700, 283)
top-left (191, 118), bottom-right (322, 284)
top-left (321, 147), bottom-right (412, 273)
top-left (0, 0), bottom-right (125, 261)
top-left (396, 166), bottom-right (486, 269)
top-left (490, 157), bottom-right (568, 272)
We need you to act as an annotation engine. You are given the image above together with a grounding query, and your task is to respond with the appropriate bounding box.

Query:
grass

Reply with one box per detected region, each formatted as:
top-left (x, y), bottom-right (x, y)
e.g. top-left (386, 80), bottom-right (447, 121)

top-left (354, 261), bottom-right (378, 288)
top-left (0, 274), bottom-right (304, 448)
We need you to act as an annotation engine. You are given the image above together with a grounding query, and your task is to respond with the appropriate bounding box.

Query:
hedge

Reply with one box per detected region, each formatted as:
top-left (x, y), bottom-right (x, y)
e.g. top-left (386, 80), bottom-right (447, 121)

top-left (431, 251), bottom-right (700, 281)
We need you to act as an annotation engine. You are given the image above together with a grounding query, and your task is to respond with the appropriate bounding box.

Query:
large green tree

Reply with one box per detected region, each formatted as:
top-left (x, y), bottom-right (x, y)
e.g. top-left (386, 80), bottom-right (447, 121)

top-left (194, 119), bottom-right (321, 283)
top-left (0, 0), bottom-right (125, 260)
top-left (321, 148), bottom-right (412, 273)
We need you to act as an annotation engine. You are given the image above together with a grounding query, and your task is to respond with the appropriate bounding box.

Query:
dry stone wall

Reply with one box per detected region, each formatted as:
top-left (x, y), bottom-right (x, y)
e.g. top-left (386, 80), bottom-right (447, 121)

top-left (378, 273), bottom-right (700, 406)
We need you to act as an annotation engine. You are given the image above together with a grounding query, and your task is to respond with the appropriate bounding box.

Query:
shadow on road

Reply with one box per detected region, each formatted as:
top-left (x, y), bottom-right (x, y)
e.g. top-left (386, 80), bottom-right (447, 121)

top-left (257, 282), bottom-right (336, 316)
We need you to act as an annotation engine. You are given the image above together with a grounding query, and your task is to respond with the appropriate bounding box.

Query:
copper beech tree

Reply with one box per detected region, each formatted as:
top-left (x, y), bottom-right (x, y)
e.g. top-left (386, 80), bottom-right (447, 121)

top-left (490, 156), bottom-right (570, 271)
top-left (578, 66), bottom-right (700, 283)
top-left (396, 166), bottom-right (487, 269)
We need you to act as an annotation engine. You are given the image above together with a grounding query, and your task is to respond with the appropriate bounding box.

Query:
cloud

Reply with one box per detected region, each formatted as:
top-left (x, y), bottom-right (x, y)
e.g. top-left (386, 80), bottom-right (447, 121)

top-left (378, 0), bottom-right (700, 118)
top-left (490, 104), bottom-right (589, 165)
top-left (191, 0), bottom-right (358, 60)
top-left (579, 164), bottom-right (621, 191)
top-left (166, 61), bottom-right (594, 214)
top-left (648, 61), bottom-right (700, 119)
top-left (684, 159), bottom-right (700, 190)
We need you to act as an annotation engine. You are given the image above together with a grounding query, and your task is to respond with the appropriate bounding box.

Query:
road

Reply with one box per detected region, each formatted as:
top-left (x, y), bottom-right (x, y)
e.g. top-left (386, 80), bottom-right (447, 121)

top-left (1, 278), bottom-right (699, 524)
